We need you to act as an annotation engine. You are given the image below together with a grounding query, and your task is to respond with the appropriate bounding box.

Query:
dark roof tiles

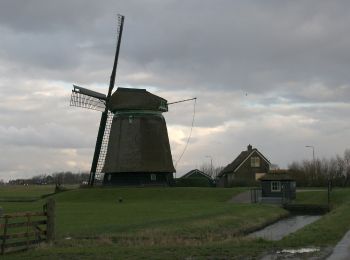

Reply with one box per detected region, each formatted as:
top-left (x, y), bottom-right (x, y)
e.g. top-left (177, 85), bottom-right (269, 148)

top-left (260, 174), bottom-right (294, 181)
top-left (108, 87), bottom-right (168, 112)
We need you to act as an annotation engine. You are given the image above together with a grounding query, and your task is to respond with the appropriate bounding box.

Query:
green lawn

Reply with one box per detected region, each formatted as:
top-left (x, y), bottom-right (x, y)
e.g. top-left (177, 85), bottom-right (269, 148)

top-left (2, 187), bottom-right (286, 238)
top-left (1, 187), bottom-right (350, 259)
top-left (0, 185), bottom-right (56, 198)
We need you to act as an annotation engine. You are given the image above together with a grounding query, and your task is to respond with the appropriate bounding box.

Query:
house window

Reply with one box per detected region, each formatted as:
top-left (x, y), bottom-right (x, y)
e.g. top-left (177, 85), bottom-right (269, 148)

top-left (251, 157), bottom-right (260, 167)
top-left (150, 174), bottom-right (156, 181)
top-left (291, 181), bottom-right (296, 189)
top-left (271, 181), bottom-right (281, 192)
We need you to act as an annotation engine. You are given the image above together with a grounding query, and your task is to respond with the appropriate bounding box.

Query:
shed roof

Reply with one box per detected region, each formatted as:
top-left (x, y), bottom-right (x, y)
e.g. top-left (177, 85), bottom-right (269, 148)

top-left (181, 169), bottom-right (213, 180)
top-left (260, 174), bottom-right (294, 181)
top-left (108, 87), bottom-right (168, 112)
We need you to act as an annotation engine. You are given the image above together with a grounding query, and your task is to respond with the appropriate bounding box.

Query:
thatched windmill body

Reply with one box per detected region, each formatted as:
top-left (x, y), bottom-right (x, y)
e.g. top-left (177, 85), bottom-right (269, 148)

top-left (70, 15), bottom-right (175, 186)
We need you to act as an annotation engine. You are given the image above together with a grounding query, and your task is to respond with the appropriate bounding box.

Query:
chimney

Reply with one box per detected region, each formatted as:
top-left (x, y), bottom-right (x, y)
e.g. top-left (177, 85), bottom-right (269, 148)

top-left (247, 144), bottom-right (252, 151)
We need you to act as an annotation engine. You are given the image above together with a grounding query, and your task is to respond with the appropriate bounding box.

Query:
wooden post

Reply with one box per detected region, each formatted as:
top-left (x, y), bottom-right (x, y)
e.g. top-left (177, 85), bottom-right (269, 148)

top-left (328, 181), bottom-right (331, 207)
top-left (26, 214), bottom-right (30, 250)
top-left (45, 199), bottom-right (55, 242)
top-left (1, 216), bottom-right (8, 255)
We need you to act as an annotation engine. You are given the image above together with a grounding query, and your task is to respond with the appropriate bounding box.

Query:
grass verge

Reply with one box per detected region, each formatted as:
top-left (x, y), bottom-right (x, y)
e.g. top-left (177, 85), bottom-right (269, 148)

top-left (2, 187), bottom-right (350, 259)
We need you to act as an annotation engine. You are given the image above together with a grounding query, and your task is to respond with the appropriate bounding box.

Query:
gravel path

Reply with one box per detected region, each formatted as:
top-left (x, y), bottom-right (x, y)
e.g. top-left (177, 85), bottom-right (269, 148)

top-left (229, 191), bottom-right (251, 203)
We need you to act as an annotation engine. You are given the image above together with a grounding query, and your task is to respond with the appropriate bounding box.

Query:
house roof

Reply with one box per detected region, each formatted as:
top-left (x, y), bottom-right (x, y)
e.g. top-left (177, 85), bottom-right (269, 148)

top-left (260, 174), bottom-right (294, 181)
top-left (218, 145), bottom-right (270, 177)
top-left (181, 169), bottom-right (213, 180)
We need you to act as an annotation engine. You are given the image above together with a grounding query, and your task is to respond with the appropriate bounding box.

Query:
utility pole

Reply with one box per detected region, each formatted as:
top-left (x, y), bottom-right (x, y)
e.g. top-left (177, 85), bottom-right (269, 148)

top-left (206, 155), bottom-right (213, 177)
top-left (305, 145), bottom-right (316, 181)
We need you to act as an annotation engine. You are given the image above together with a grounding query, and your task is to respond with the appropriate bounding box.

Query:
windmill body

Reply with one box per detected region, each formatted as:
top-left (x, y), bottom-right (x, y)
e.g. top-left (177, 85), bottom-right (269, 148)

top-left (103, 87), bottom-right (175, 186)
top-left (71, 15), bottom-right (176, 186)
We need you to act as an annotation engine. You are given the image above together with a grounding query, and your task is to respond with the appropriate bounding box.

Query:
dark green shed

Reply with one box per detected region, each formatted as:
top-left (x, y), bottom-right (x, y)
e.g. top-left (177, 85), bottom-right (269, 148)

top-left (177, 169), bottom-right (215, 187)
top-left (260, 174), bottom-right (296, 201)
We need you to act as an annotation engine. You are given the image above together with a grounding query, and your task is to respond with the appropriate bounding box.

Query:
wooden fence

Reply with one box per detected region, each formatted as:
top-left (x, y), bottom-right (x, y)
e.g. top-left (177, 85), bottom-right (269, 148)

top-left (0, 199), bottom-right (55, 255)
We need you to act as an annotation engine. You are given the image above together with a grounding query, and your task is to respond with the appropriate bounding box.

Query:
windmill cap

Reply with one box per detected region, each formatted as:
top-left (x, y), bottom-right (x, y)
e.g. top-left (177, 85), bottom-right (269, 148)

top-left (108, 87), bottom-right (168, 112)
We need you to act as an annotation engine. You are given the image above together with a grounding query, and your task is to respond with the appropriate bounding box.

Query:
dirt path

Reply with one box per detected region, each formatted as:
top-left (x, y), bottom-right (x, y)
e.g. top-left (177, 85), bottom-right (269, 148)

top-left (327, 229), bottom-right (350, 260)
top-left (229, 191), bottom-right (251, 203)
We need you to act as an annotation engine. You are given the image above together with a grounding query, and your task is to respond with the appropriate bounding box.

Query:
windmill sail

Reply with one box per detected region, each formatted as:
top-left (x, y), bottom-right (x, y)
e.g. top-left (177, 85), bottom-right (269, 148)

top-left (70, 14), bottom-right (125, 186)
top-left (94, 111), bottom-right (113, 181)
top-left (70, 85), bottom-right (106, 112)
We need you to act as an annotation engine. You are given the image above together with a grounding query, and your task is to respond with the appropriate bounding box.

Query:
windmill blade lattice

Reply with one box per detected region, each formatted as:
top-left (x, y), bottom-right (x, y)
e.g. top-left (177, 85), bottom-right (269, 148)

top-left (70, 85), bottom-right (106, 112)
top-left (94, 111), bottom-right (113, 181)
top-left (70, 14), bottom-right (125, 186)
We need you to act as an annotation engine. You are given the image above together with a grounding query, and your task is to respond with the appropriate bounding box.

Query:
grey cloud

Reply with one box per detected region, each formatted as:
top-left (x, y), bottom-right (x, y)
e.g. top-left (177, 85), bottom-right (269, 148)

top-left (0, 123), bottom-right (93, 148)
top-left (1, 0), bottom-right (350, 95)
top-left (1, 0), bottom-right (350, 179)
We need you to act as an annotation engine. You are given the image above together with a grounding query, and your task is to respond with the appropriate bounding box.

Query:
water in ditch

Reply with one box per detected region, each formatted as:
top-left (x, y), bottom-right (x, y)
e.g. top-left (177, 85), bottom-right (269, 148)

top-left (248, 215), bottom-right (321, 241)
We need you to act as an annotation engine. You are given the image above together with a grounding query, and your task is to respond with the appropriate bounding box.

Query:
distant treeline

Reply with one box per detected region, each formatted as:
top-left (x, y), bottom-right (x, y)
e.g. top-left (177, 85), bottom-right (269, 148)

top-left (8, 172), bottom-right (90, 185)
top-left (288, 149), bottom-right (350, 187)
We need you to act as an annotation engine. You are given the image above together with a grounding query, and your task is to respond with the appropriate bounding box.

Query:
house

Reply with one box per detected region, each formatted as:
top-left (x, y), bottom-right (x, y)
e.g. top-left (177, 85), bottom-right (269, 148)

top-left (217, 144), bottom-right (270, 187)
top-left (177, 169), bottom-right (215, 187)
top-left (259, 173), bottom-right (296, 203)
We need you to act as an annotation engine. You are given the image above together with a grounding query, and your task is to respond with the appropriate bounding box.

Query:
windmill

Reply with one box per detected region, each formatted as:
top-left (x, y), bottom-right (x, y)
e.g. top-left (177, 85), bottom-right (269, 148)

top-left (70, 15), bottom-right (176, 186)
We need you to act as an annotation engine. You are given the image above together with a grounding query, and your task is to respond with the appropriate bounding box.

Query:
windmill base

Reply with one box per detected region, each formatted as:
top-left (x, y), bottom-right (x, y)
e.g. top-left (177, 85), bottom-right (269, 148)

top-left (103, 172), bottom-right (174, 186)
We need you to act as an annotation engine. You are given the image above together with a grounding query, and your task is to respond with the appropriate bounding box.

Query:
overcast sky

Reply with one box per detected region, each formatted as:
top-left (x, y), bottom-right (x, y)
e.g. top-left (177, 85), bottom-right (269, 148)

top-left (1, 0), bottom-right (349, 181)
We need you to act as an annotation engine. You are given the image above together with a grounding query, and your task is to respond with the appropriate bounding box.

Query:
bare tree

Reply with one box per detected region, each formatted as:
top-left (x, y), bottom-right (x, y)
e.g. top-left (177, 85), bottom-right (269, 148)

top-left (199, 162), bottom-right (224, 179)
top-left (344, 149), bottom-right (350, 186)
top-left (288, 149), bottom-right (350, 187)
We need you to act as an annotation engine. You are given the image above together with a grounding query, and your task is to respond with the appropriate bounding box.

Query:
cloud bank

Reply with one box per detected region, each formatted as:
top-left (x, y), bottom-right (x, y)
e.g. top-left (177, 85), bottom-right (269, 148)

top-left (0, 0), bottom-right (349, 180)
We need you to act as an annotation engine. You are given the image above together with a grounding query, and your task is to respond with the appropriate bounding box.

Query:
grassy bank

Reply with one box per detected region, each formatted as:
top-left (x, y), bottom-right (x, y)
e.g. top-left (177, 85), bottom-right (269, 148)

top-left (278, 188), bottom-right (350, 247)
top-left (1, 187), bottom-right (350, 259)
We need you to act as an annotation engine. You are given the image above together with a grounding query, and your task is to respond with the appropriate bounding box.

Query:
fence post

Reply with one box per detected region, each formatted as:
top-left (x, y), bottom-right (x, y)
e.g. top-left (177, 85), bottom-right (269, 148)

top-left (46, 199), bottom-right (55, 242)
top-left (1, 215), bottom-right (8, 255)
top-left (26, 214), bottom-right (30, 250)
top-left (254, 189), bottom-right (257, 203)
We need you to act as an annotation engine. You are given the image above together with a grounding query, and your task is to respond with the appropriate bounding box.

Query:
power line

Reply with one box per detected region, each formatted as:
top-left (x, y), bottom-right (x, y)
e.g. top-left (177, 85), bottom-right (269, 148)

top-left (168, 97), bottom-right (197, 105)
top-left (174, 98), bottom-right (197, 170)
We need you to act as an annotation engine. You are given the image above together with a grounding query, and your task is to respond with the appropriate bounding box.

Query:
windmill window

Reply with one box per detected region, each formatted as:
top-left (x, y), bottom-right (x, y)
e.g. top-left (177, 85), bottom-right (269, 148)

top-left (271, 181), bottom-right (281, 192)
top-left (251, 157), bottom-right (260, 167)
top-left (159, 100), bottom-right (168, 112)
top-left (150, 174), bottom-right (156, 181)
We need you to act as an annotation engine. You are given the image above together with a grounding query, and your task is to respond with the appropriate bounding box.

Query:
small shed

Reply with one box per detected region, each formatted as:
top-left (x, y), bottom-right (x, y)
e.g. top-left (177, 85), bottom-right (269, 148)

top-left (177, 169), bottom-right (215, 187)
top-left (260, 174), bottom-right (296, 202)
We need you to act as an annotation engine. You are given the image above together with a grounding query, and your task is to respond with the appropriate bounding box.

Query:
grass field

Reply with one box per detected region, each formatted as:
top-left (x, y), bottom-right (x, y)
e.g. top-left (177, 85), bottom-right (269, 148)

top-left (0, 185), bottom-right (55, 197)
top-left (1, 186), bottom-right (350, 259)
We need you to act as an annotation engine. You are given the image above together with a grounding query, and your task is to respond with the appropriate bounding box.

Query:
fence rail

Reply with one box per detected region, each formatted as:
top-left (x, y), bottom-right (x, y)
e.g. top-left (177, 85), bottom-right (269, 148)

top-left (0, 199), bottom-right (55, 255)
